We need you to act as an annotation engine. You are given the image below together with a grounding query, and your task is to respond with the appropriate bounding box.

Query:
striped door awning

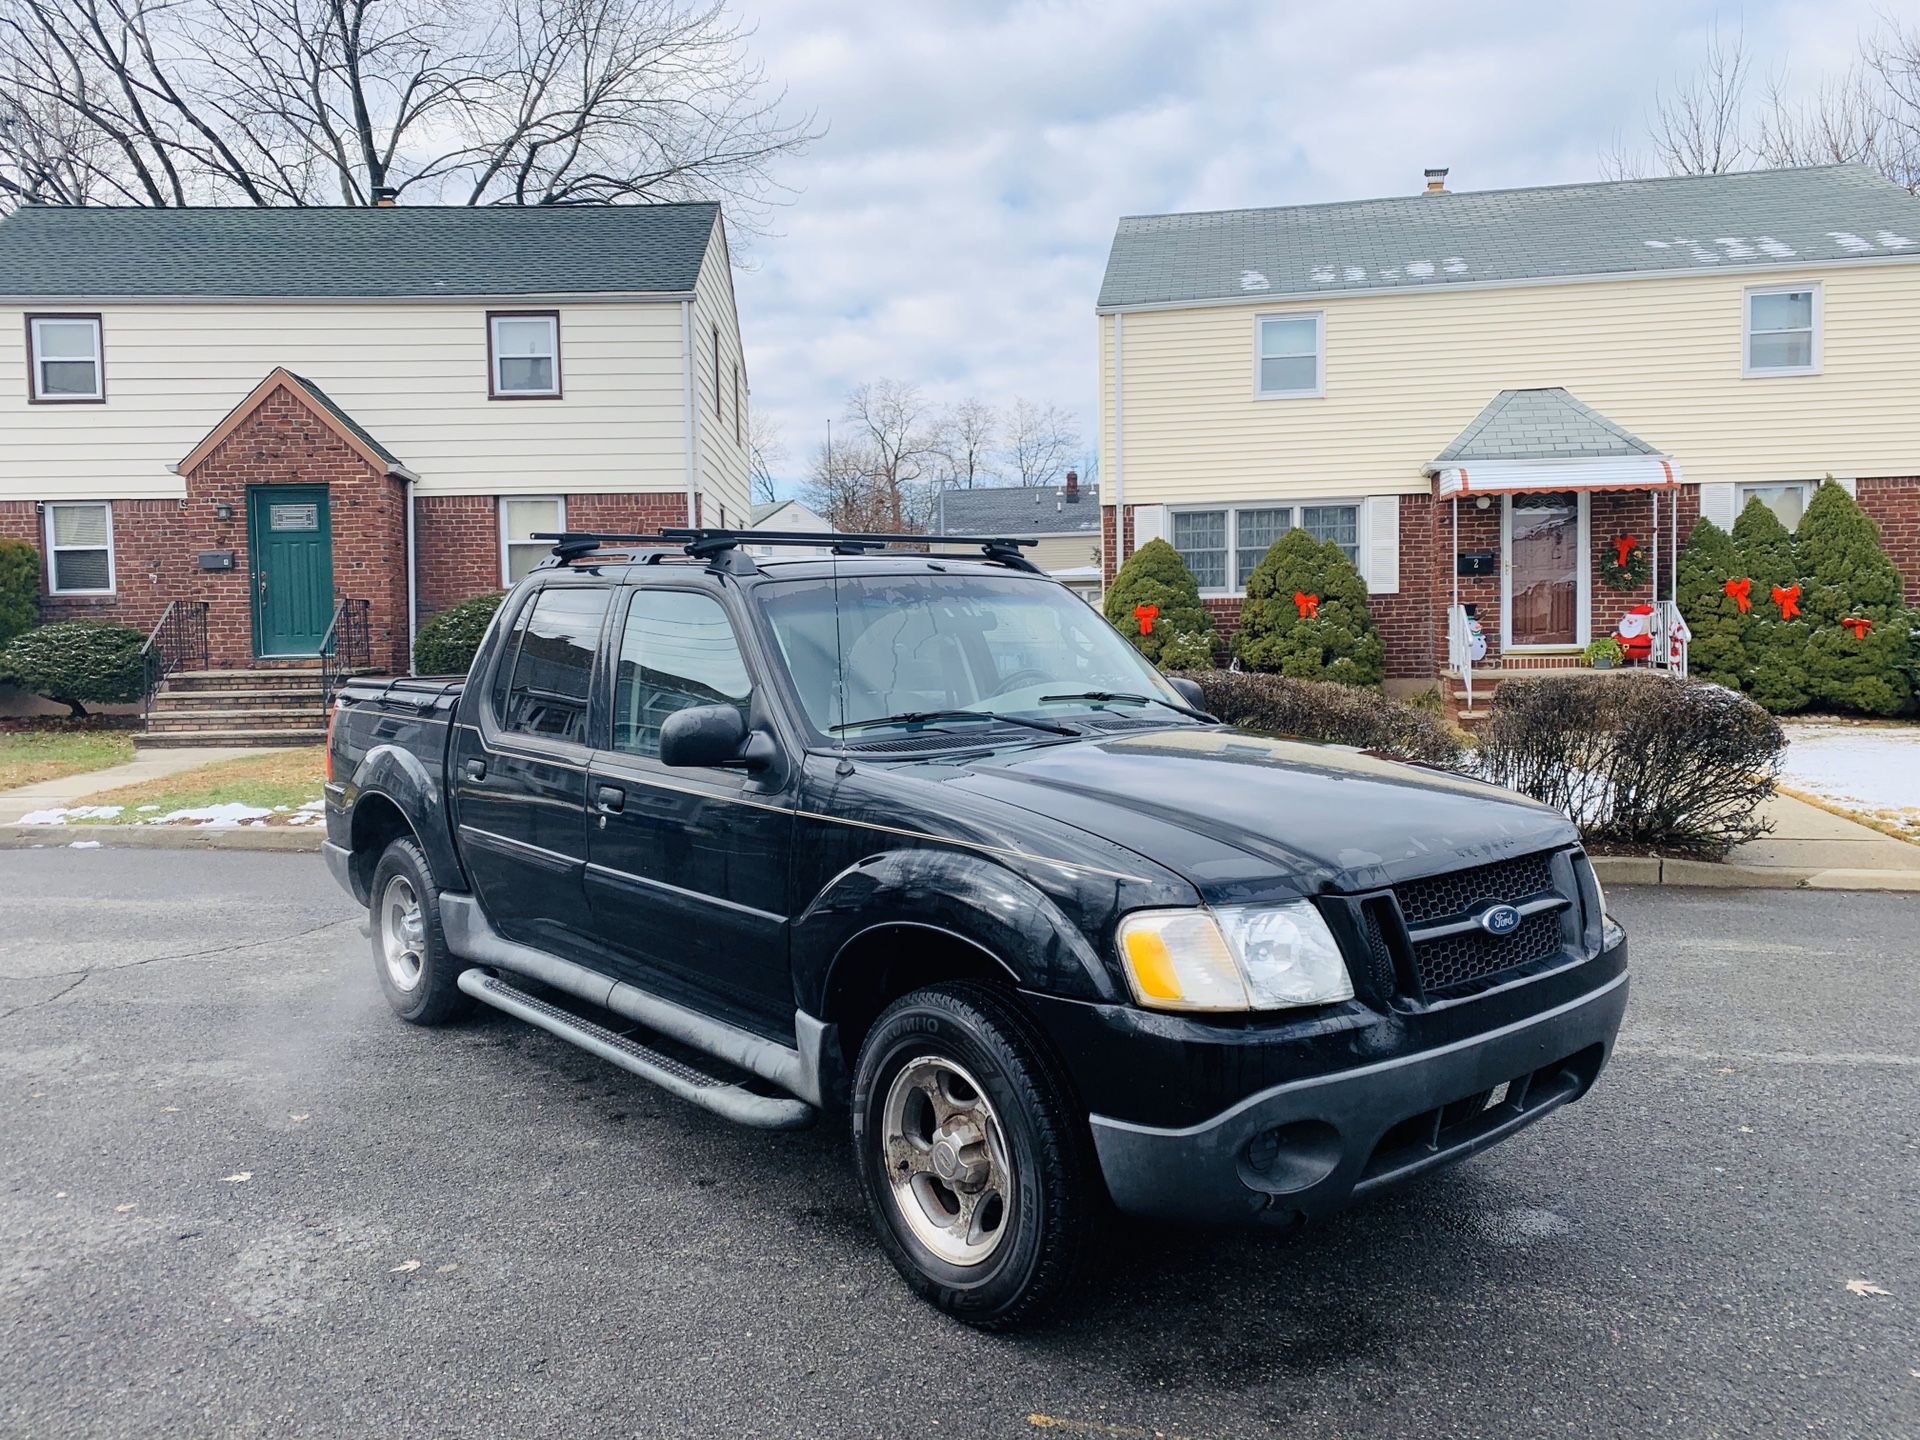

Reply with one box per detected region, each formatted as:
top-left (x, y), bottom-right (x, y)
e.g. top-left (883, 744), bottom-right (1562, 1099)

top-left (1431, 456), bottom-right (1683, 499)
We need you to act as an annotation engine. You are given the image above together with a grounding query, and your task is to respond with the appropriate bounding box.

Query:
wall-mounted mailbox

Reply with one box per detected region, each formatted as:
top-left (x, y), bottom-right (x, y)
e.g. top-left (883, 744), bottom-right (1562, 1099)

top-left (1455, 550), bottom-right (1496, 577)
top-left (197, 550), bottom-right (236, 571)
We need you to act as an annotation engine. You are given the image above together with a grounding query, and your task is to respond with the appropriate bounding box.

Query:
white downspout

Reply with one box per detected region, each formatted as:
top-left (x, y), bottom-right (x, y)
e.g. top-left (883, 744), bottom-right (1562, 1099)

top-left (1110, 312), bottom-right (1125, 568)
top-left (405, 476), bottom-right (418, 674)
top-left (680, 299), bottom-right (699, 527)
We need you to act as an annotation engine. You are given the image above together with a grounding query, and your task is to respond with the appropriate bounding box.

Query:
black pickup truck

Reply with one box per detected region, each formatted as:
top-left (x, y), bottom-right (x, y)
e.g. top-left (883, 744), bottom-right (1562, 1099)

top-left (324, 526), bottom-right (1628, 1328)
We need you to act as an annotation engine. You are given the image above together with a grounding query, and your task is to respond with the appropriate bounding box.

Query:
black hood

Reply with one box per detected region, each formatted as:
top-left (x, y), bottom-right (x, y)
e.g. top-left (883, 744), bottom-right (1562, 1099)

top-left (942, 727), bottom-right (1577, 903)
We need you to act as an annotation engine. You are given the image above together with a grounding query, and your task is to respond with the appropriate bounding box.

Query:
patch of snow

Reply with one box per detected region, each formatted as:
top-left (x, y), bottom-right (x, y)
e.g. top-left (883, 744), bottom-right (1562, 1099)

top-left (145, 802), bottom-right (275, 829)
top-left (285, 812), bottom-right (321, 826)
top-left (68, 840), bottom-right (103, 850)
top-left (1443, 257), bottom-right (1468, 274)
top-left (1240, 270), bottom-right (1271, 291)
top-left (1342, 265), bottom-right (1366, 282)
top-left (1643, 239), bottom-right (1670, 249)
top-left (1309, 265), bottom-right (1336, 283)
top-left (136, 804), bottom-right (160, 813)
top-left (1756, 236), bottom-right (1796, 258)
top-left (1715, 237), bottom-right (1755, 259)
top-left (1828, 230), bottom-right (1873, 253)
top-left (1780, 724), bottom-right (1920, 817)
top-left (1405, 260), bottom-right (1435, 277)
top-left (16, 805), bottom-right (124, 824)
top-left (1877, 230), bottom-right (1914, 249)
top-left (1670, 237), bottom-right (1720, 264)
top-left (297, 799), bottom-right (325, 812)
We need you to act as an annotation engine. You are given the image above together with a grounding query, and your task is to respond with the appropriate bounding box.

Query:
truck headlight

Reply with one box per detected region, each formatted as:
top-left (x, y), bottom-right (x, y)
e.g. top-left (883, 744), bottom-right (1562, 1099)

top-left (1117, 902), bottom-right (1354, 1013)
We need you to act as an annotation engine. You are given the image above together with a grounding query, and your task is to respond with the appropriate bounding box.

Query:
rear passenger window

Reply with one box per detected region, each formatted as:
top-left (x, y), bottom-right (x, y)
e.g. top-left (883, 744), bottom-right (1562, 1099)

top-left (494, 587), bottom-right (608, 743)
top-left (613, 590), bottom-right (751, 757)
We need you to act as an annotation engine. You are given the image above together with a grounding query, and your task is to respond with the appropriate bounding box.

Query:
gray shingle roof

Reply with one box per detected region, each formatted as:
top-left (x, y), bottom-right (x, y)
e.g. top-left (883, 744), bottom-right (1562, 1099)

top-left (285, 372), bottom-right (403, 467)
top-left (1099, 165), bottom-right (1920, 309)
top-left (935, 483), bottom-right (1102, 536)
top-left (0, 203), bottom-right (719, 298)
top-left (1434, 388), bottom-right (1664, 464)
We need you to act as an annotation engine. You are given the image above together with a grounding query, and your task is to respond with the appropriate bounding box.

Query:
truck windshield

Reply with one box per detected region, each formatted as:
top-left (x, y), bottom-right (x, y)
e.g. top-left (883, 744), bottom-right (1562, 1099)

top-left (756, 572), bottom-right (1197, 737)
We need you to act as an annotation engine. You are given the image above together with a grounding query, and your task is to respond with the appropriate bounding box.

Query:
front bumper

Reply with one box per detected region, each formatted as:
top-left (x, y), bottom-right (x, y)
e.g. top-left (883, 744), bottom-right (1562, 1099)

top-left (1089, 967), bottom-right (1629, 1225)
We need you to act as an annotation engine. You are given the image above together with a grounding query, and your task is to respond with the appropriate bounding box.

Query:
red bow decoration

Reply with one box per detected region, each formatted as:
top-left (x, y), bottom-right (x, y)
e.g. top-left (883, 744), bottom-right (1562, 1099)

top-left (1612, 535), bottom-right (1638, 568)
top-left (1723, 576), bottom-right (1752, 612)
top-left (1293, 591), bottom-right (1320, 619)
top-left (1842, 616), bottom-right (1873, 639)
top-left (1132, 603), bottom-right (1159, 635)
top-left (1771, 584), bottom-right (1801, 620)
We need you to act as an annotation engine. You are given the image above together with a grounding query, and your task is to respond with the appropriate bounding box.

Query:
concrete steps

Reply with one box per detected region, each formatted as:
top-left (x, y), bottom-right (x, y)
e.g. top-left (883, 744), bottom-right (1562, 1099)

top-left (139, 665), bottom-right (334, 749)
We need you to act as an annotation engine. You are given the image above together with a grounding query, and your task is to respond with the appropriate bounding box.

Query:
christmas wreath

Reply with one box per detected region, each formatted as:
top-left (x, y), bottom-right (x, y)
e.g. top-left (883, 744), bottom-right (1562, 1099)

top-left (1598, 533), bottom-right (1651, 592)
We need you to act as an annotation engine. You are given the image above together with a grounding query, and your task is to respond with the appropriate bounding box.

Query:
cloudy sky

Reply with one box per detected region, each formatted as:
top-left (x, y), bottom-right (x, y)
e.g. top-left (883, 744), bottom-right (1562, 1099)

top-left (734, 0), bottom-right (1902, 495)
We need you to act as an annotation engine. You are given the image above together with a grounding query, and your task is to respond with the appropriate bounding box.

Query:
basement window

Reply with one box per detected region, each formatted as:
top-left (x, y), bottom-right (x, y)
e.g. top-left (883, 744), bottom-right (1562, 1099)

top-left (28, 315), bottom-right (104, 402)
top-left (45, 501), bottom-right (115, 594)
top-left (501, 496), bottom-right (565, 584)
top-left (489, 312), bottom-right (561, 397)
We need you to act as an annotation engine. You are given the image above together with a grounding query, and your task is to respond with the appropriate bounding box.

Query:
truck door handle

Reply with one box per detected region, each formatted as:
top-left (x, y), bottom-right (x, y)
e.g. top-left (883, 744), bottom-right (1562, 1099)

top-left (465, 758), bottom-right (487, 781)
top-left (595, 784), bottom-right (625, 814)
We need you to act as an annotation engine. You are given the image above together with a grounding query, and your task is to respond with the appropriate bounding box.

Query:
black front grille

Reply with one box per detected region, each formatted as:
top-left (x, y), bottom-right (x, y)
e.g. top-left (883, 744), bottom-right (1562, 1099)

top-left (1412, 910), bottom-right (1564, 993)
top-left (1394, 850), bottom-right (1558, 927)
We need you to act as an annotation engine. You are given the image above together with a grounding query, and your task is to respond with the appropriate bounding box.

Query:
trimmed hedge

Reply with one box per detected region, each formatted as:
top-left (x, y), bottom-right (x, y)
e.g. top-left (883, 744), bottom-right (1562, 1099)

top-left (1794, 480), bottom-right (1914, 716)
top-left (1478, 671), bottom-right (1782, 856)
top-left (1731, 496), bottom-right (1810, 714)
top-left (1186, 669), bottom-right (1471, 771)
top-left (0, 538), bottom-right (37, 654)
top-left (1231, 528), bottom-right (1383, 687)
top-left (1, 619), bottom-right (146, 718)
top-left (413, 591), bottom-right (507, 676)
top-left (1102, 539), bottom-right (1215, 667)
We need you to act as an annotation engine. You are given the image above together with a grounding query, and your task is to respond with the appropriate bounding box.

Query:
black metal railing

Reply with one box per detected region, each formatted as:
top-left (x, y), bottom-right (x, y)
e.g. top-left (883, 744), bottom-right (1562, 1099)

top-left (318, 597), bottom-right (371, 704)
top-left (140, 600), bottom-right (210, 723)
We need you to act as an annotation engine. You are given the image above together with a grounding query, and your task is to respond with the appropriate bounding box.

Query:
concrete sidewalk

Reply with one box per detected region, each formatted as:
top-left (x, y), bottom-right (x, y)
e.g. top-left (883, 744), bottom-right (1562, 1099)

top-left (0, 747), bottom-right (265, 825)
top-left (1590, 791), bottom-right (1920, 891)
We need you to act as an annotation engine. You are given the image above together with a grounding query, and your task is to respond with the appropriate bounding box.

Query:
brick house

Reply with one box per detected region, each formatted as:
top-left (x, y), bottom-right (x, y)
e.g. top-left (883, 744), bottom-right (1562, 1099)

top-left (0, 202), bottom-right (751, 723)
top-left (1095, 164), bottom-right (1920, 698)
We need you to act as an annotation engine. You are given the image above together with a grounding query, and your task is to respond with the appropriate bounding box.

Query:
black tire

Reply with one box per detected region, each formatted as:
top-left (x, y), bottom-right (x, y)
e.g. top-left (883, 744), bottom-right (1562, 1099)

top-left (367, 836), bottom-right (471, 1026)
top-left (851, 981), bottom-right (1092, 1329)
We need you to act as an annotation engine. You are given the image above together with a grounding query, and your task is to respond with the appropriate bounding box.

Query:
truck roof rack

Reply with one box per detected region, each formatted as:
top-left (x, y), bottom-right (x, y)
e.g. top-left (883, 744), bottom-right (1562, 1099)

top-left (534, 528), bottom-right (1046, 578)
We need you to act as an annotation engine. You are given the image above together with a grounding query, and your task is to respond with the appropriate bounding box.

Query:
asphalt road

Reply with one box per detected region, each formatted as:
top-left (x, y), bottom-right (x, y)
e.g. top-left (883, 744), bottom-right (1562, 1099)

top-left (1, 849), bottom-right (1915, 1440)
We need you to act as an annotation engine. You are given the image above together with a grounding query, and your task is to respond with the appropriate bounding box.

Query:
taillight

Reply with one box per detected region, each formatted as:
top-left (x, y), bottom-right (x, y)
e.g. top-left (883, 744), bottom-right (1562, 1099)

top-left (324, 703), bottom-right (337, 782)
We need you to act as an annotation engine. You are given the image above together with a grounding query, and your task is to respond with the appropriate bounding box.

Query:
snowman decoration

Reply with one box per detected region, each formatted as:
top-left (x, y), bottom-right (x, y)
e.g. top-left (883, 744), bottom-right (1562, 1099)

top-left (1613, 603), bottom-right (1655, 664)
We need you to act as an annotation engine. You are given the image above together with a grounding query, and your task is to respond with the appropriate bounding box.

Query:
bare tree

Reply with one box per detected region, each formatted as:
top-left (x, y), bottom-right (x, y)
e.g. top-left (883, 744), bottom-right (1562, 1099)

top-left (1649, 23), bottom-right (1753, 176)
top-left (1866, 16), bottom-right (1920, 194)
top-left (842, 380), bottom-right (939, 531)
top-left (0, 0), bottom-right (815, 214)
top-left (931, 398), bottom-right (998, 490)
top-left (801, 435), bottom-right (891, 533)
top-left (1001, 399), bottom-right (1080, 489)
top-left (747, 410), bottom-right (784, 506)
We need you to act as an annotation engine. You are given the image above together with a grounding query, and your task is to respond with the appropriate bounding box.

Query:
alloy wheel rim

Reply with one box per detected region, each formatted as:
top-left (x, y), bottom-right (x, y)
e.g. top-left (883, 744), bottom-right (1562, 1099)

top-left (879, 1055), bottom-right (1014, 1267)
top-left (381, 876), bottom-right (426, 992)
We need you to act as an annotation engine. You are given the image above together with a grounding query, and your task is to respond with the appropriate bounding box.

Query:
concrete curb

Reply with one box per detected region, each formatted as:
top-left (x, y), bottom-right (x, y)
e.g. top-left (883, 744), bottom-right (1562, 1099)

top-left (1591, 854), bottom-right (1920, 892)
top-left (0, 824), bottom-right (322, 853)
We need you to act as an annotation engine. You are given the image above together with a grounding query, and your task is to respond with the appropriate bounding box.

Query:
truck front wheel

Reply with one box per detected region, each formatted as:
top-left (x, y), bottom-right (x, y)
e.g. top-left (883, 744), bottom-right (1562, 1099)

top-left (851, 982), bottom-right (1092, 1328)
top-left (367, 836), bottom-right (470, 1026)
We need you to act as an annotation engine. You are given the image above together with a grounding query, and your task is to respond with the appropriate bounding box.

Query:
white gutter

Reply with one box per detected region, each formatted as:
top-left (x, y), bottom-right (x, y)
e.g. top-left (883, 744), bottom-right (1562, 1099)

top-left (404, 475), bottom-right (418, 674)
top-left (1110, 312), bottom-right (1125, 566)
top-left (680, 299), bottom-right (699, 526)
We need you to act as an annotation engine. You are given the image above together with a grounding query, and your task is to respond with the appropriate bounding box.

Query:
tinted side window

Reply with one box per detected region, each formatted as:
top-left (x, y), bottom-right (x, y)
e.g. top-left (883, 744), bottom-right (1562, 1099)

top-left (613, 590), bottom-right (752, 757)
top-left (495, 587), bottom-right (608, 743)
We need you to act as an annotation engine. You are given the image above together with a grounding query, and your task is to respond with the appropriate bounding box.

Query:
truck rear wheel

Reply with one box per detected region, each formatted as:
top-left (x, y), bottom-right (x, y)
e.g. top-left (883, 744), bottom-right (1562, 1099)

top-left (851, 981), bottom-right (1092, 1328)
top-left (368, 836), bottom-right (470, 1026)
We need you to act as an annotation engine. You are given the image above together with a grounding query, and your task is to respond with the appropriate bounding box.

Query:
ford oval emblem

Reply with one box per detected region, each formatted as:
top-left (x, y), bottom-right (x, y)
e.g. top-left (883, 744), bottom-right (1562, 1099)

top-left (1478, 903), bottom-right (1522, 936)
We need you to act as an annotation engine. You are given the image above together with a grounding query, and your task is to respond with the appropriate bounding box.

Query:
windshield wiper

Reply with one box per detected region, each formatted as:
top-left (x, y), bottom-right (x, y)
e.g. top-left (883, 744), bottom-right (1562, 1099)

top-left (830, 709), bottom-right (1081, 738)
top-left (1037, 690), bottom-right (1216, 723)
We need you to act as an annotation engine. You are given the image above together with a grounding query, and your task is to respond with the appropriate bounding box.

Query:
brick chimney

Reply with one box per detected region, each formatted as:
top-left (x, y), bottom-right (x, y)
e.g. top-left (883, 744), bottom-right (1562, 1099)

top-left (1064, 468), bottom-right (1080, 501)
top-left (1423, 167), bottom-right (1449, 195)
top-left (373, 186), bottom-right (399, 207)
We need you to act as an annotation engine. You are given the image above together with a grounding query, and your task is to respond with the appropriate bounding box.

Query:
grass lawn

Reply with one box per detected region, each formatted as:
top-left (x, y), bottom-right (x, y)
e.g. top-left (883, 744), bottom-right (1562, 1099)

top-left (0, 728), bottom-right (137, 792)
top-left (74, 746), bottom-right (325, 825)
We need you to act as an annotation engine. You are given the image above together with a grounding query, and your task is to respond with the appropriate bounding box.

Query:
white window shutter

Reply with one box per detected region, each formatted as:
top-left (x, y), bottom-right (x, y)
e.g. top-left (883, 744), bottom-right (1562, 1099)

top-left (1698, 483), bottom-right (1737, 529)
top-left (1365, 496), bottom-right (1400, 594)
top-left (1132, 504), bottom-right (1169, 547)
top-left (1834, 476), bottom-right (1857, 498)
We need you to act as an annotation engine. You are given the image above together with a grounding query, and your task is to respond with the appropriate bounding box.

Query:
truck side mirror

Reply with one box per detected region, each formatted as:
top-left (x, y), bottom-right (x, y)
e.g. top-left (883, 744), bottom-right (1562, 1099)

top-left (658, 704), bottom-right (773, 770)
top-left (1167, 676), bottom-right (1207, 710)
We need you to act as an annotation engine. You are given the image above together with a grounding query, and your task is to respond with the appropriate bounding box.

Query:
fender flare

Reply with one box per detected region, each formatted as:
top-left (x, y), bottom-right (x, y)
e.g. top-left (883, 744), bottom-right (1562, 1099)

top-left (792, 846), bottom-right (1125, 1017)
top-left (345, 742), bottom-right (465, 896)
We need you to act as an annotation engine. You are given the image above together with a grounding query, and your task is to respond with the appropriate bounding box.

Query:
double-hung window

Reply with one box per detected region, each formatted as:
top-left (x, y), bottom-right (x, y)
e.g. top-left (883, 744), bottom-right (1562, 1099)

top-left (1744, 285), bottom-right (1819, 376)
top-left (1172, 502), bottom-right (1361, 593)
top-left (45, 501), bottom-right (115, 594)
top-left (1254, 312), bottom-right (1323, 397)
top-left (27, 315), bottom-right (104, 402)
top-left (489, 311), bottom-right (561, 397)
top-left (1737, 481), bottom-right (1812, 529)
top-left (501, 496), bottom-right (565, 584)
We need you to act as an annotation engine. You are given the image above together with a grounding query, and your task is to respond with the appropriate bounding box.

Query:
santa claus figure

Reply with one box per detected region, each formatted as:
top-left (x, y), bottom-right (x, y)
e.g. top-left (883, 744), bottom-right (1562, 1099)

top-left (1613, 604), bottom-right (1655, 664)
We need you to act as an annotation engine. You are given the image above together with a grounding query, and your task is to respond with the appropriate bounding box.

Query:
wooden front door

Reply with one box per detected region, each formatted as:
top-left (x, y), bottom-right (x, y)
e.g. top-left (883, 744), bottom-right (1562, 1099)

top-left (248, 485), bottom-right (334, 657)
top-left (1504, 492), bottom-right (1584, 649)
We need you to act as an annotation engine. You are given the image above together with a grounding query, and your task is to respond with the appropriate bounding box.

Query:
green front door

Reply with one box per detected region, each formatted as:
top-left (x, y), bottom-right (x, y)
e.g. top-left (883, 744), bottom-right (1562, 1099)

top-left (248, 485), bottom-right (334, 657)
